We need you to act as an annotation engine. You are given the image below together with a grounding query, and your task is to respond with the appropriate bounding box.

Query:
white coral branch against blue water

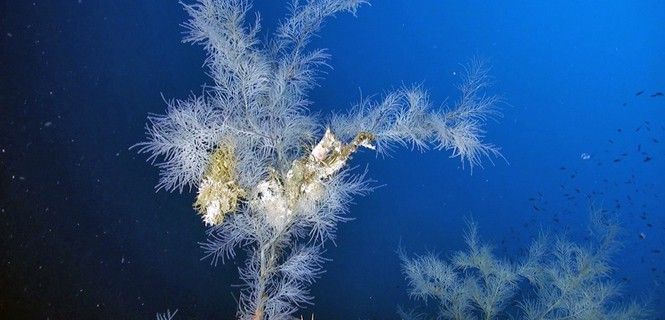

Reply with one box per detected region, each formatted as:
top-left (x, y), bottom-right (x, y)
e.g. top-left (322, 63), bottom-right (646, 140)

top-left (155, 309), bottom-right (178, 320)
top-left (134, 95), bottom-right (225, 192)
top-left (400, 213), bottom-right (652, 320)
top-left (136, 0), bottom-right (503, 318)
top-left (331, 59), bottom-right (501, 170)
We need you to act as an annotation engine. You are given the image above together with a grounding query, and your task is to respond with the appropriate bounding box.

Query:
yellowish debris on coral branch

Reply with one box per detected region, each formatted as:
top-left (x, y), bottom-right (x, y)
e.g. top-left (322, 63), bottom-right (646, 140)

top-left (194, 144), bottom-right (246, 226)
top-left (194, 130), bottom-right (374, 229)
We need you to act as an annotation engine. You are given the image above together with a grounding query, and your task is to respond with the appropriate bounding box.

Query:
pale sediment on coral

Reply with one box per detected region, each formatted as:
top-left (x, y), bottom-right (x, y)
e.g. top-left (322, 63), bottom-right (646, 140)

top-left (250, 129), bottom-right (373, 230)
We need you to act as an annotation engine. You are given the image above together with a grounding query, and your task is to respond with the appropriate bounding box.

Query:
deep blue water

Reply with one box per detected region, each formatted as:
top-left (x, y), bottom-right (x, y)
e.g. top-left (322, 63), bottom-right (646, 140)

top-left (1, 0), bottom-right (664, 318)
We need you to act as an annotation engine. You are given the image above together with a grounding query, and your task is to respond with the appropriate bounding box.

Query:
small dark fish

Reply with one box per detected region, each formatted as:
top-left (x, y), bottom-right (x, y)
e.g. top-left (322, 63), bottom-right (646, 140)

top-left (653, 138), bottom-right (659, 143)
top-left (622, 102), bottom-right (627, 106)
top-left (620, 152), bottom-right (628, 156)
top-left (647, 223), bottom-right (653, 228)
top-left (636, 90), bottom-right (644, 96)
top-left (635, 126), bottom-right (641, 132)
top-left (528, 197), bottom-right (536, 201)
top-left (559, 166), bottom-right (566, 170)
top-left (613, 158), bottom-right (621, 163)
top-left (644, 156), bottom-right (652, 162)
top-left (532, 205), bottom-right (541, 212)
top-left (650, 92), bottom-right (664, 97)
top-left (608, 139), bottom-right (614, 143)
top-left (639, 232), bottom-right (646, 240)
top-left (617, 128), bottom-right (622, 132)
top-left (652, 249), bottom-right (662, 254)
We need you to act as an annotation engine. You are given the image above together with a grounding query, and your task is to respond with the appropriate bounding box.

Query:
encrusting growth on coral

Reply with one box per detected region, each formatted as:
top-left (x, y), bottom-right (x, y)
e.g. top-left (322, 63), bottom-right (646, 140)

top-left (194, 128), bottom-right (374, 228)
top-left (251, 129), bottom-right (374, 230)
top-left (194, 143), bottom-right (246, 226)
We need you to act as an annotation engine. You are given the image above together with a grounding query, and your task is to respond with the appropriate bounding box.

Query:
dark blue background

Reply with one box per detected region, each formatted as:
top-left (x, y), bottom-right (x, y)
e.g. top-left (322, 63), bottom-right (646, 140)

top-left (1, 0), bottom-right (664, 318)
